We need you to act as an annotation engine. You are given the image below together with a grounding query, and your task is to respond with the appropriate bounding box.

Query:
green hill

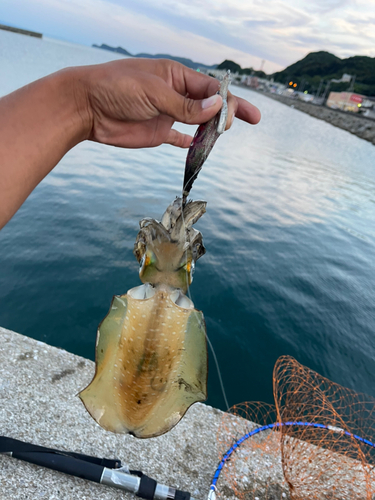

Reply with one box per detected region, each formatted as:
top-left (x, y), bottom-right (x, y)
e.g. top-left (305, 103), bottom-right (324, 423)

top-left (272, 51), bottom-right (375, 96)
top-left (217, 59), bottom-right (242, 73)
top-left (217, 59), bottom-right (266, 77)
top-left (91, 46), bottom-right (375, 96)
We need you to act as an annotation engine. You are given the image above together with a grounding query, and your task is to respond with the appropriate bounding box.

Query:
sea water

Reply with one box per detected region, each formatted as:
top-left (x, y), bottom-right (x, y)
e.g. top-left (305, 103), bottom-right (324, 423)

top-left (1, 29), bottom-right (375, 410)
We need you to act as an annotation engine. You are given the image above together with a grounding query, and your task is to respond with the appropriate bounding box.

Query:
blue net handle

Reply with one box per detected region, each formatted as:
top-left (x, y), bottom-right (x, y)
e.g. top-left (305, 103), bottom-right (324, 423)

top-left (210, 421), bottom-right (375, 491)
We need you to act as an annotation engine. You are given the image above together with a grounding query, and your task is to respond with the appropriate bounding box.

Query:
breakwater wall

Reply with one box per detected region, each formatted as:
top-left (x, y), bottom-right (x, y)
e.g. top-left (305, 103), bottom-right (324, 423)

top-left (0, 24), bottom-right (42, 38)
top-left (260, 91), bottom-right (375, 146)
top-left (0, 327), bottom-right (287, 500)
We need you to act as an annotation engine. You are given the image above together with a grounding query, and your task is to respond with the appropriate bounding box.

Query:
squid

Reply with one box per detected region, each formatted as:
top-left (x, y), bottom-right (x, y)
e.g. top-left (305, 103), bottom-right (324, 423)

top-left (79, 72), bottom-right (231, 438)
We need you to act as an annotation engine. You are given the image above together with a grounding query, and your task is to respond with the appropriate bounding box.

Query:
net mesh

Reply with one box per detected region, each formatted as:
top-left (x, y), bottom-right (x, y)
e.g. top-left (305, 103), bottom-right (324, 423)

top-left (216, 356), bottom-right (375, 500)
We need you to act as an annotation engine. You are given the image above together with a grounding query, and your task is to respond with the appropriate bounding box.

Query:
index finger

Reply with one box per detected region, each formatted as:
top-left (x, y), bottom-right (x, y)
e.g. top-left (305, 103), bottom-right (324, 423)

top-left (169, 63), bottom-right (222, 99)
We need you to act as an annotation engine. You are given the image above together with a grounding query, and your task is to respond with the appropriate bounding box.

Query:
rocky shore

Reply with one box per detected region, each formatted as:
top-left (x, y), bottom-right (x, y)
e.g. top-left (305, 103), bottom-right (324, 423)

top-left (260, 91), bottom-right (375, 145)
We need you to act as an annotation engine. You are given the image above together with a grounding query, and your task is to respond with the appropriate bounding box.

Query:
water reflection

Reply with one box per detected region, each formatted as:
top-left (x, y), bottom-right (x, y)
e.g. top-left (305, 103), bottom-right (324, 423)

top-left (1, 32), bottom-right (375, 410)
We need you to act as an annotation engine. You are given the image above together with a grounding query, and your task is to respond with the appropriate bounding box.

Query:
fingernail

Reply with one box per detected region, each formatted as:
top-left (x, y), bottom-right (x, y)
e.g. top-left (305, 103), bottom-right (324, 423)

top-left (202, 94), bottom-right (221, 109)
top-left (225, 113), bottom-right (235, 131)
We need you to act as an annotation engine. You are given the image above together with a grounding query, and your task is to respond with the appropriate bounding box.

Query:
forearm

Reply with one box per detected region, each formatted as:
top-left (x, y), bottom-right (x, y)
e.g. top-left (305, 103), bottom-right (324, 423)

top-left (0, 68), bottom-right (90, 228)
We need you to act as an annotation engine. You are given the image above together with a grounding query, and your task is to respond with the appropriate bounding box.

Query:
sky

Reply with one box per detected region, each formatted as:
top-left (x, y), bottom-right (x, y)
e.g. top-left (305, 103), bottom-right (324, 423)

top-left (2, 0), bottom-right (375, 74)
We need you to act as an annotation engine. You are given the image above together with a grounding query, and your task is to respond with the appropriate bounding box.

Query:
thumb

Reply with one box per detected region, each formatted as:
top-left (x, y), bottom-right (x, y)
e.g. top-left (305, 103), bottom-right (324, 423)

top-left (150, 82), bottom-right (223, 125)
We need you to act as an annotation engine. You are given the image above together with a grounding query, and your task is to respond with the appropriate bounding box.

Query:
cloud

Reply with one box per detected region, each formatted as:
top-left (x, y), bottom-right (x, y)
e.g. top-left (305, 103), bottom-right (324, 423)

top-left (243, 19), bottom-right (277, 28)
top-left (305, 0), bottom-right (351, 14)
top-left (2, 0), bottom-right (374, 74)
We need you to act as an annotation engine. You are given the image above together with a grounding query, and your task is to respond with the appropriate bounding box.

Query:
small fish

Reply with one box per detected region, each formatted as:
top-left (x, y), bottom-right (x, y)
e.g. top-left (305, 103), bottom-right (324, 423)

top-left (183, 70), bottom-right (230, 204)
top-left (79, 72), bottom-right (231, 438)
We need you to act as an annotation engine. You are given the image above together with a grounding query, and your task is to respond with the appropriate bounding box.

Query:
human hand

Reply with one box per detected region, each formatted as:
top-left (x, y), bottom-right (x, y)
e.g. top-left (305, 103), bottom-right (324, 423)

top-left (0, 58), bottom-right (260, 228)
top-left (79, 58), bottom-right (261, 149)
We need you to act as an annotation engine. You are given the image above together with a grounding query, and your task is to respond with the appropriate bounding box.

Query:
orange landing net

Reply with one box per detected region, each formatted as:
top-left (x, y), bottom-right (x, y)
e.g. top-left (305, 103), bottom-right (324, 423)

top-left (214, 356), bottom-right (375, 500)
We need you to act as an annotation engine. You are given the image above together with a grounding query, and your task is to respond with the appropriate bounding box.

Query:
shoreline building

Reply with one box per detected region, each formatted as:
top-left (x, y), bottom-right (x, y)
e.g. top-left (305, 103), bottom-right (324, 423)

top-left (327, 92), bottom-right (365, 113)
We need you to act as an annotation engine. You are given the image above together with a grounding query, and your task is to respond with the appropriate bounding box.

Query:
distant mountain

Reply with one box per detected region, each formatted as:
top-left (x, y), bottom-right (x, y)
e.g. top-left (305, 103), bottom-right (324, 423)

top-left (135, 53), bottom-right (217, 70)
top-left (92, 44), bottom-right (217, 70)
top-left (274, 51), bottom-right (341, 79)
top-left (217, 59), bottom-right (242, 74)
top-left (272, 51), bottom-right (375, 96)
top-left (217, 59), bottom-right (266, 77)
top-left (93, 44), bottom-right (132, 56)
top-left (92, 45), bottom-right (375, 95)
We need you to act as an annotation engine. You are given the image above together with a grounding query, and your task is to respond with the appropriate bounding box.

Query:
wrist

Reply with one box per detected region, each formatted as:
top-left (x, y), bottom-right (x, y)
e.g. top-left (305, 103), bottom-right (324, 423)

top-left (56, 66), bottom-right (94, 143)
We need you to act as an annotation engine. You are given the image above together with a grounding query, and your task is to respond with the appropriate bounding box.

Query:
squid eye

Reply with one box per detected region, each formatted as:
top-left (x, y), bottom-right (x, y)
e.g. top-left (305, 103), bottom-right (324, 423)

top-left (140, 252), bottom-right (155, 269)
top-left (182, 260), bottom-right (195, 284)
top-left (182, 260), bottom-right (195, 274)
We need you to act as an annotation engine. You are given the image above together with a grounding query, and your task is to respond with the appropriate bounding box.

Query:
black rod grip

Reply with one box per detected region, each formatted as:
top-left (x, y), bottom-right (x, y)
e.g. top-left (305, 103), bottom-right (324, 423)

top-left (11, 451), bottom-right (104, 484)
top-left (136, 474), bottom-right (157, 500)
top-left (0, 436), bottom-right (120, 468)
top-left (175, 489), bottom-right (191, 500)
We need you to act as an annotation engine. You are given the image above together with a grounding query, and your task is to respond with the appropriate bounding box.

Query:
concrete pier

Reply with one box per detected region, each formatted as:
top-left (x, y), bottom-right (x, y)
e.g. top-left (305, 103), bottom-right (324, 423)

top-left (0, 327), bottom-right (287, 500)
top-left (0, 24), bottom-right (42, 38)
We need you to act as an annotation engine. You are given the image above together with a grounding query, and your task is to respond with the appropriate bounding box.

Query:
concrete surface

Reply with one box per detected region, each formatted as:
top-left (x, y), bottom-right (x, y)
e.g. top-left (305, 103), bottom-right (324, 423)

top-left (0, 24), bottom-right (42, 38)
top-left (0, 327), bottom-right (287, 500)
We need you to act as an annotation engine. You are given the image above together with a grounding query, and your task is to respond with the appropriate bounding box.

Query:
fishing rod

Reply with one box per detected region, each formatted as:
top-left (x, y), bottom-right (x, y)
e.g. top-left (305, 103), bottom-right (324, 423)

top-left (0, 436), bottom-right (194, 500)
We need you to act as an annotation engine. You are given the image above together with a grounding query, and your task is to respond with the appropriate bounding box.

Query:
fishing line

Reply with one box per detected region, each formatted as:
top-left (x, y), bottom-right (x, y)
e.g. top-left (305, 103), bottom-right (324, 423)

top-left (179, 72), bottom-right (231, 411)
top-left (205, 333), bottom-right (230, 411)
top-left (181, 171), bottom-right (229, 412)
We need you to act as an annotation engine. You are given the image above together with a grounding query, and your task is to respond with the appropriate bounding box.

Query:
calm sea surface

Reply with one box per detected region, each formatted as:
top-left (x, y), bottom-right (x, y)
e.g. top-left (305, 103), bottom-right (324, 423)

top-left (1, 30), bottom-right (375, 411)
